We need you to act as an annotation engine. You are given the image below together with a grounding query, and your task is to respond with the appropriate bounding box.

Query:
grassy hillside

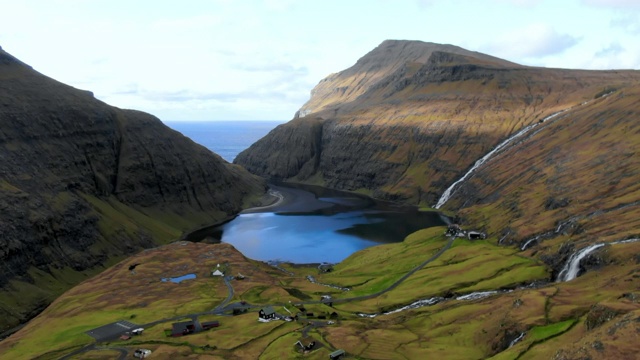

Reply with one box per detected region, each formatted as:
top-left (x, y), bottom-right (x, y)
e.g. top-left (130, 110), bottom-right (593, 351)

top-left (0, 228), bottom-right (640, 359)
top-left (2, 226), bottom-right (638, 359)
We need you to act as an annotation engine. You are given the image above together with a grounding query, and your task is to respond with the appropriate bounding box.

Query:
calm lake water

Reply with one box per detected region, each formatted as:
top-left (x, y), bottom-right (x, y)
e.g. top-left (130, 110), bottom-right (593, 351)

top-left (163, 122), bottom-right (447, 264)
top-left (188, 183), bottom-right (447, 264)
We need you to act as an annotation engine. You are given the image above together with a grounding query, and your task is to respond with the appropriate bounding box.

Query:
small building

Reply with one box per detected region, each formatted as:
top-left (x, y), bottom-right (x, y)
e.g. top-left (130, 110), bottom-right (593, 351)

top-left (445, 224), bottom-right (463, 237)
top-left (467, 231), bottom-right (487, 240)
top-left (202, 321), bottom-right (219, 330)
top-left (259, 306), bottom-right (276, 320)
top-left (329, 349), bottom-right (346, 359)
top-left (171, 321), bottom-right (195, 337)
top-left (212, 269), bottom-right (224, 277)
top-left (233, 308), bottom-right (248, 315)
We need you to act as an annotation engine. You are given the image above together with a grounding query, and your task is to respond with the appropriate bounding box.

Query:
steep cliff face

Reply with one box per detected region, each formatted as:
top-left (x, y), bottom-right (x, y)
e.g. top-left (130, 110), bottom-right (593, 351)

top-left (236, 40), bottom-right (640, 204)
top-left (0, 47), bottom-right (265, 331)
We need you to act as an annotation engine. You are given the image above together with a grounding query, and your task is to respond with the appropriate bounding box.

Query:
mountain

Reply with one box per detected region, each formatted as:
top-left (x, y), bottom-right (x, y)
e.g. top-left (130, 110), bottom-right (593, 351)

top-left (235, 40), bottom-right (640, 207)
top-left (2, 40), bottom-right (640, 360)
top-left (0, 46), bottom-right (265, 332)
top-left (235, 40), bottom-right (640, 358)
top-left (295, 39), bottom-right (520, 118)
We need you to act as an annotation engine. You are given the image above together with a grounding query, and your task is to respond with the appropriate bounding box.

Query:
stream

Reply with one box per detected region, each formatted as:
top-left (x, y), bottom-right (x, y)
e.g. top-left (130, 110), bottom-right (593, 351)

top-left (434, 92), bottom-right (615, 209)
top-left (356, 289), bottom-right (515, 318)
top-left (434, 110), bottom-right (565, 208)
top-left (556, 238), bottom-right (640, 282)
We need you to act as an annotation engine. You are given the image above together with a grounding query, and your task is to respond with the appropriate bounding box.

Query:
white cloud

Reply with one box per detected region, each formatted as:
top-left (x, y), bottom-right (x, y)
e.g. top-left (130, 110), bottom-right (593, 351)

top-left (610, 14), bottom-right (640, 34)
top-left (595, 42), bottom-right (624, 57)
top-left (416, 0), bottom-right (437, 7)
top-left (264, 0), bottom-right (298, 11)
top-left (2, 0), bottom-right (637, 120)
top-left (493, 0), bottom-right (543, 6)
top-left (582, 0), bottom-right (640, 8)
top-left (481, 23), bottom-right (580, 61)
top-left (581, 43), bottom-right (640, 69)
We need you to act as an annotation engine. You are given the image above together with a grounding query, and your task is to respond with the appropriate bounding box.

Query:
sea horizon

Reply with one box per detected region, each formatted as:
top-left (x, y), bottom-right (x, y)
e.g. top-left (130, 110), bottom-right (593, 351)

top-left (164, 120), bottom-right (286, 162)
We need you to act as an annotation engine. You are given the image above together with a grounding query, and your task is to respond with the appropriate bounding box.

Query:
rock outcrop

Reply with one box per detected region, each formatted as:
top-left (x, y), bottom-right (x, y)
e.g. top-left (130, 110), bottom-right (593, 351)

top-left (0, 47), bottom-right (265, 331)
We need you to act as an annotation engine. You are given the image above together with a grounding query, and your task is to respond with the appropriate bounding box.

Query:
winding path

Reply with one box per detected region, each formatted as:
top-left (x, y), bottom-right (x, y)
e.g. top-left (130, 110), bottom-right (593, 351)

top-left (214, 276), bottom-right (235, 311)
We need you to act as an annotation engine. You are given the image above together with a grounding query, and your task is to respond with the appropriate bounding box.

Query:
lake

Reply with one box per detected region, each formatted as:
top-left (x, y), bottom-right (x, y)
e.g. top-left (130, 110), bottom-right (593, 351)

top-left (187, 183), bottom-right (447, 264)
top-left (163, 121), bottom-right (447, 264)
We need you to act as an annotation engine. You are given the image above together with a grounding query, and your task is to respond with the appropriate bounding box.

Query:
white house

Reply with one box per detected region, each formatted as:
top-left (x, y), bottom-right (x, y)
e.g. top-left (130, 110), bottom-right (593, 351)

top-left (212, 269), bottom-right (224, 276)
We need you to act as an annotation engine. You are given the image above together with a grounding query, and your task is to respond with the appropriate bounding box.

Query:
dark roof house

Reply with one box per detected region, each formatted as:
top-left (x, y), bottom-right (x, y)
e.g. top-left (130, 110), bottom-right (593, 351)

top-left (259, 306), bottom-right (276, 319)
top-left (171, 321), bottom-right (195, 337)
top-left (202, 321), bottom-right (219, 329)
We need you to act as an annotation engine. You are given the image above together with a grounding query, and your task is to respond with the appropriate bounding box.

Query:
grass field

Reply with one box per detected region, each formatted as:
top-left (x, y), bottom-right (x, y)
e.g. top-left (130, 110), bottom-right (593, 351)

top-left (2, 225), bottom-right (639, 359)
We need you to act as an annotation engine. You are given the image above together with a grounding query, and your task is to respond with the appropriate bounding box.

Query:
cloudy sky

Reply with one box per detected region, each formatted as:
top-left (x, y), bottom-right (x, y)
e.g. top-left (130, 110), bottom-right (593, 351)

top-left (1, 0), bottom-right (639, 121)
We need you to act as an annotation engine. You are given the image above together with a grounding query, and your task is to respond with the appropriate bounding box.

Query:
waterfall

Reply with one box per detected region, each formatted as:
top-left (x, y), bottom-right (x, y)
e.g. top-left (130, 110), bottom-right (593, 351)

top-left (520, 236), bottom-right (541, 251)
top-left (556, 238), bottom-right (640, 282)
top-left (433, 92), bottom-right (618, 209)
top-left (508, 332), bottom-right (526, 348)
top-left (434, 111), bottom-right (564, 209)
top-left (555, 243), bottom-right (605, 282)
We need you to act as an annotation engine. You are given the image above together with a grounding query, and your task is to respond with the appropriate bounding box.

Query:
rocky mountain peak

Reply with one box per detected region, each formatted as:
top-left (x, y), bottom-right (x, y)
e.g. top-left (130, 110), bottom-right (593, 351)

top-left (295, 40), bottom-right (518, 117)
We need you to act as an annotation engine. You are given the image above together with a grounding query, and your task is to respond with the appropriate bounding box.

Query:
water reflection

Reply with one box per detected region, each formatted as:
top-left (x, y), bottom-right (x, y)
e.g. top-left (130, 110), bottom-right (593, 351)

top-left (194, 183), bottom-right (446, 263)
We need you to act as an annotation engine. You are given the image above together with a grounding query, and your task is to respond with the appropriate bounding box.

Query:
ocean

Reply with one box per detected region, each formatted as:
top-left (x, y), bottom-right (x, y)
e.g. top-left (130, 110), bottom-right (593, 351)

top-left (163, 120), bottom-right (286, 162)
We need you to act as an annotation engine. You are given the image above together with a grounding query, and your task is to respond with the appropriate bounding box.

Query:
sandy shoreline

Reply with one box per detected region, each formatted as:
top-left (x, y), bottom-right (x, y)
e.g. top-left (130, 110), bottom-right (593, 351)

top-left (240, 189), bottom-right (285, 213)
top-left (182, 184), bottom-right (311, 241)
top-left (241, 184), bottom-right (332, 214)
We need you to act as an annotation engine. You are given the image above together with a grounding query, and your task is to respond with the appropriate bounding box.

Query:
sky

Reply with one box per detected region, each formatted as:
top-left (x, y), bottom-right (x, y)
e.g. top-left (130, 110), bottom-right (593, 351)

top-left (1, 0), bottom-right (639, 121)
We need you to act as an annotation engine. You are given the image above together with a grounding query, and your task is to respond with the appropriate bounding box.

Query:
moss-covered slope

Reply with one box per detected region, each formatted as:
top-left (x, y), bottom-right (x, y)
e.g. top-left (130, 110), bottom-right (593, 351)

top-left (0, 46), bottom-right (265, 332)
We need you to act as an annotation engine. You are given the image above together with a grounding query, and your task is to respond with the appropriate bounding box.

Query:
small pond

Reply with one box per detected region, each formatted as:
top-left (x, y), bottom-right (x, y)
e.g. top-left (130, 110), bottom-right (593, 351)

top-left (162, 273), bottom-right (197, 283)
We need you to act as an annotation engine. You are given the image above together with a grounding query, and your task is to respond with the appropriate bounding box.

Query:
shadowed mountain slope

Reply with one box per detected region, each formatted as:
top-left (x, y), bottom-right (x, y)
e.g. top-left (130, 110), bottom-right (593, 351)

top-left (0, 46), bottom-right (265, 332)
top-left (235, 40), bottom-right (640, 206)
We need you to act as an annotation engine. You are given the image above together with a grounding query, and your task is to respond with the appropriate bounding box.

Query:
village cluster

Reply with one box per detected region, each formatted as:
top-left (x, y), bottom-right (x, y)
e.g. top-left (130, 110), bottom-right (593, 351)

top-left (444, 224), bottom-right (487, 240)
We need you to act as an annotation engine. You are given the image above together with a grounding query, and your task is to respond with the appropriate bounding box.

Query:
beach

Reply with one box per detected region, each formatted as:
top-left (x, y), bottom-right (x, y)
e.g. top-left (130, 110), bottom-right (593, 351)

top-left (241, 184), bottom-right (333, 214)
